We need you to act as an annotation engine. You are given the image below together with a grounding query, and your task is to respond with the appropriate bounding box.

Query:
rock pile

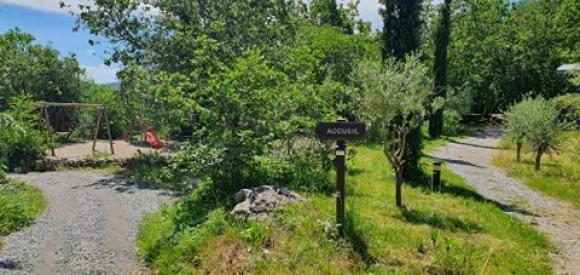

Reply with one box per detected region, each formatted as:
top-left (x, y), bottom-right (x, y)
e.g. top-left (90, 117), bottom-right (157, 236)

top-left (231, 185), bottom-right (303, 218)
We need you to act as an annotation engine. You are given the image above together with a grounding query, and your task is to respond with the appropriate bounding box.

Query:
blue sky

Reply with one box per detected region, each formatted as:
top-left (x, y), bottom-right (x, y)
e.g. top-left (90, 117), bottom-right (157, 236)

top-left (0, 0), bottom-right (383, 83)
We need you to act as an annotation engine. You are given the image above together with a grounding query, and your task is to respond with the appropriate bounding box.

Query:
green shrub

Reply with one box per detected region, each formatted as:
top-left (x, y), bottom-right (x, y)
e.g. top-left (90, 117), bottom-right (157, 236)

top-left (551, 93), bottom-right (580, 126)
top-left (0, 96), bottom-right (49, 172)
top-left (254, 148), bottom-right (333, 194)
top-left (443, 88), bottom-right (473, 136)
top-left (442, 109), bottom-right (463, 136)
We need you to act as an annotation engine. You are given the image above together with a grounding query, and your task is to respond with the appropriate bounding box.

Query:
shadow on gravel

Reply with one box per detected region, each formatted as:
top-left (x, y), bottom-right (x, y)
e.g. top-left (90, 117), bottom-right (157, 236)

top-left (72, 177), bottom-right (174, 197)
top-left (424, 155), bottom-right (486, 168)
top-left (0, 260), bottom-right (22, 270)
top-left (471, 128), bottom-right (504, 139)
top-left (449, 141), bottom-right (498, 150)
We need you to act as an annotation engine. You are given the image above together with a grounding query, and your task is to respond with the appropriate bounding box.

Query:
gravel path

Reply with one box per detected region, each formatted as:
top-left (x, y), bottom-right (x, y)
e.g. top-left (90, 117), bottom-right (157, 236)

top-left (431, 128), bottom-right (580, 275)
top-left (0, 171), bottom-right (172, 275)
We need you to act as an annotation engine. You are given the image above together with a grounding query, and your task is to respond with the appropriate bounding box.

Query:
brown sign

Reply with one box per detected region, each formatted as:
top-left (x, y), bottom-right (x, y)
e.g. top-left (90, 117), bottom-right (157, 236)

top-left (315, 122), bottom-right (366, 140)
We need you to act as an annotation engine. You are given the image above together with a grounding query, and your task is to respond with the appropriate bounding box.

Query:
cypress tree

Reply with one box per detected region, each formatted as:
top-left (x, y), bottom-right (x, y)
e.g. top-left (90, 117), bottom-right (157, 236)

top-left (380, 0), bottom-right (423, 60)
top-left (429, 0), bottom-right (452, 138)
top-left (380, 0), bottom-right (424, 180)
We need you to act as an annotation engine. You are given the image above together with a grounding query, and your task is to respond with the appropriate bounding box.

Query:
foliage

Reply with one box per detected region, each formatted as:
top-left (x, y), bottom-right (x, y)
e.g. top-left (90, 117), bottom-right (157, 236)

top-left (448, 0), bottom-right (570, 114)
top-left (309, 0), bottom-right (342, 28)
top-left (380, 0), bottom-right (423, 60)
top-left (116, 65), bottom-right (197, 138)
top-left (353, 55), bottom-right (439, 206)
top-left (506, 97), bottom-right (565, 171)
top-left (137, 141), bottom-right (552, 274)
top-left (494, 131), bottom-right (580, 208)
top-left (0, 180), bottom-right (46, 237)
top-left (0, 96), bottom-right (50, 172)
top-left (79, 82), bottom-right (128, 139)
top-left (551, 93), bottom-right (580, 126)
top-left (75, 0), bottom-right (297, 77)
top-left (0, 29), bottom-right (84, 129)
top-left (380, 0), bottom-right (425, 181)
top-left (442, 88), bottom-right (473, 136)
top-left (428, 0), bottom-right (452, 137)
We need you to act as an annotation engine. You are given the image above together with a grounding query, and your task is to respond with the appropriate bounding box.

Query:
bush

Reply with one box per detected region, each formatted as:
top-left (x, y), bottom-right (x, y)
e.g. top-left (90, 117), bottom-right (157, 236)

top-left (254, 148), bottom-right (333, 194)
top-left (443, 88), bottom-right (474, 136)
top-left (551, 93), bottom-right (580, 126)
top-left (0, 96), bottom-right (49, 172)
top-left (442, 109), bottom-right (463, 136)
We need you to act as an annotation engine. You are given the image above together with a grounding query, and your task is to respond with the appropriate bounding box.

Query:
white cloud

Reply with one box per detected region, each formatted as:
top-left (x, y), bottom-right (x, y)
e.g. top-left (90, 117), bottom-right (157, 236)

top-left (0, 0), bottom-right (91, 14)
top-left (83, 64), bottom-right (119, 84)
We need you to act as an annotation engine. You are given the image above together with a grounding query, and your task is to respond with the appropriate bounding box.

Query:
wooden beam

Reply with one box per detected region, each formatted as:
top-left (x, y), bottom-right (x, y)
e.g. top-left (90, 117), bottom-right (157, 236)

top-left (43, 106), bottom-right (55, 157)
top-left (92, 109), bottom-right (103, 153)
top-left (102, 107), bottom-right (115, 155)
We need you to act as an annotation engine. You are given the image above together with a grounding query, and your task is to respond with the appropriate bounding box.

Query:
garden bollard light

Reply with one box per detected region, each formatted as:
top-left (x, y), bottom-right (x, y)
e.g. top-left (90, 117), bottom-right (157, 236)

top-left (432, 161), bottom-right (442, 192)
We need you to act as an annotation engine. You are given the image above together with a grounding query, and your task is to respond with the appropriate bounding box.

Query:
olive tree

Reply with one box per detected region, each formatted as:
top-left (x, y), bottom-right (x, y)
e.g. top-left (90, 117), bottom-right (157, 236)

top-left (353, 55), bottom-right (440, 207)
top-left (521, 97), bottom-right (564, 171)
top-left (506, 97), bottom-right (565, 171)
top-left (505, 99), bottom-right (531, 162)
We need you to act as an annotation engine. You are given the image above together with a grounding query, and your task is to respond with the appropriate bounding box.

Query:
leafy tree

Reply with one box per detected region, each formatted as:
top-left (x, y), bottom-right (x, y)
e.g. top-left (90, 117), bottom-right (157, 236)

top-left (74, 0), bottom-right (296, 77)
top-left (0, 29), bottom-right (84, 130)
top-left (507, 97), bottom-right (564, 171)
top-left (310, 0), bottom-right (342, 28)
top-left (353, 55), bottom-right (439, 207)
top-left (505, 98), bottom-right (532, 162)
top-left (380, 0), bottom-right (424, 180)
top-left (552, 0), bottom-right (580, 61)
top-left (428, 0), bottom-right (452, 138)
top-left (448, 0), bottom-right (569, 114)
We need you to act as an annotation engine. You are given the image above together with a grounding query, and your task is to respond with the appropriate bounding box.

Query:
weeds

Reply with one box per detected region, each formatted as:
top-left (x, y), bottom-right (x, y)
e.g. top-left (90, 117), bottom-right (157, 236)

top-left (0, 180), bottom-right (46, 247)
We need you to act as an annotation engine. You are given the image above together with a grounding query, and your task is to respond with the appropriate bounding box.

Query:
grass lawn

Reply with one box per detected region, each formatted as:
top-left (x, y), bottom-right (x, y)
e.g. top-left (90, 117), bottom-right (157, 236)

top-left (137, 137), bottom-right (552, 274)
top-left (493, 131), bottom-right (580, 208)
top-left (0, 180), bottom-right (46, 248)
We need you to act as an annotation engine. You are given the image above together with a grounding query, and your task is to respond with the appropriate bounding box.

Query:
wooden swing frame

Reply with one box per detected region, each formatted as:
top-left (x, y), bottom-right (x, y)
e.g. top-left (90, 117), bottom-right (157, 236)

top-left (38, 102), bottom-right (115, 156)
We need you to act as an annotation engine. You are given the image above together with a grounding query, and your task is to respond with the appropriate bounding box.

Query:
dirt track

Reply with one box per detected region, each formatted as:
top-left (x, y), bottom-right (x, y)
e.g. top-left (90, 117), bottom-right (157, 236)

top-left (431, 128), bottom-right (580, 275)
top-left (0, 172), bottom-right (172, 275)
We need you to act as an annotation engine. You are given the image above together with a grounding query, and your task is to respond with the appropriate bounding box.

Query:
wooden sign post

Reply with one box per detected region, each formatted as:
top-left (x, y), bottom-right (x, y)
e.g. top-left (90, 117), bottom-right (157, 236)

top-left (316, 118), bottom-right (366, 236)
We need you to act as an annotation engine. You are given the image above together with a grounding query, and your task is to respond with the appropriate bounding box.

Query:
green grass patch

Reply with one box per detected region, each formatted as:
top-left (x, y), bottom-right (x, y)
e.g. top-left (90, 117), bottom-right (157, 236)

top-left (493, 131), bottom-right (580, 208)
top-left (138, 133), bottom-right (553, 274)
top-left (136, 137), bottom-right (552, 274)
top-left (0, 180), bottom-right (46, 247)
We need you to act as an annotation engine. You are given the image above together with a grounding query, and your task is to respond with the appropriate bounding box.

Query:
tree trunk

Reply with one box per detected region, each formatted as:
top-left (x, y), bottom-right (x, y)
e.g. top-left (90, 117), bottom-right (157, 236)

top-left (395, 170), bottom-right (403, 207)
top-left (516, 142), bottom-right (522, 162)
top-left (535, 147), bottom-right (544, 172)
top-left (429, 109), bottom-right (444, 138)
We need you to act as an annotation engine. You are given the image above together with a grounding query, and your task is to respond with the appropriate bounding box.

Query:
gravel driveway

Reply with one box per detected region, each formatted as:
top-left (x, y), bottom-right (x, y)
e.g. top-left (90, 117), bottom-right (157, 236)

top-left (0, 171), bottom-right (172, 275)
top-left (431, 128), bottom-right (580, 275)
